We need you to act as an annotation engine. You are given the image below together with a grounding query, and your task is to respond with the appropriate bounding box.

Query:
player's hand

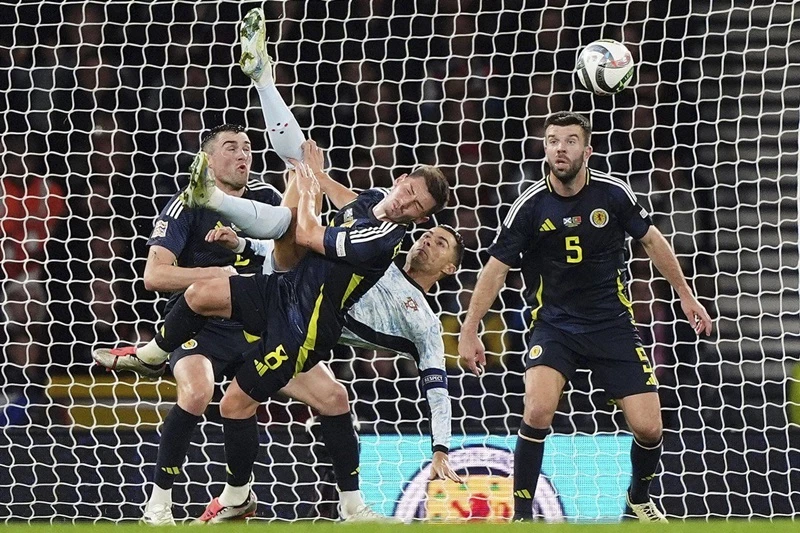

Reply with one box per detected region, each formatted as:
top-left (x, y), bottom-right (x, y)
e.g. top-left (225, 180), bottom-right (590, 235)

top-left (301, 140), bottom-right (325, 176)
top-left (428, 451), bottom-right (463, 483)
top-left (289, 159), bottom-right (320, 197)
top-left (680, 294), bottom-right (713, 336)
top-left (458, 329), bottom-right (486, 376)
top-left (205, 227), bottom-right (239, 250)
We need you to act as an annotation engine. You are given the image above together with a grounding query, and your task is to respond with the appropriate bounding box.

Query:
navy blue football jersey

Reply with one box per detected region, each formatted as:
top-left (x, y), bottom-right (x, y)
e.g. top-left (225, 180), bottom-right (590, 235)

top-left (277, 187), bottom-right (406, 351)
top-left (488, 169), bottom-right (653, 333)
top-left (147, 178), bottom-right (282, 324)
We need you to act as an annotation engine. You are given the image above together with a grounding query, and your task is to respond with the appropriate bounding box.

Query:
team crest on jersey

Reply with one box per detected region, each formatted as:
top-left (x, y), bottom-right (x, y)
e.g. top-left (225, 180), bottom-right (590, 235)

top-left (181, 339), bottom-right (198, 350)
top-left (590, 209), bottom-right (609, 228)
top-left (529, 345), bottom-right (543, 359)
top-left (151, 220), bottom-right (169, 239)
top-left (403, 297), bottom-right (419, 311)
top-left (563, 216), bottom-right (582, 228)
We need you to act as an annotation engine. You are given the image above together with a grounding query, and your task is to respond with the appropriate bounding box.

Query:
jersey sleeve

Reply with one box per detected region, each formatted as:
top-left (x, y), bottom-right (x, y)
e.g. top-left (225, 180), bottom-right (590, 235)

top-left (487, 192), bottom-right (538, 268)
top-left (322, 220), bottom-right (402, 266)
top-left (417, 326), bottom-right (452, 452)
top-left (610, 182), bottom-right (653, 240)
top-left (146, 194), bottom-right (193, 257)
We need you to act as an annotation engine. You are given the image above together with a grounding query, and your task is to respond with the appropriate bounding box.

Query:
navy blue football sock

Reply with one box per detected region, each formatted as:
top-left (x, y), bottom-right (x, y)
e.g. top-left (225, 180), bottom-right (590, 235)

top-left (153, 295), bottom-right (208, 353)
top-left (319, 413), bottom-right (360, 492)
top-left (223, 416), bottom-right (259, 487)
top-left (628, 436), bottom-right (663, 504)
top-left (513, 422), bottom-right (549, 520)
top-left (153, 405), bottom-right (202, 490)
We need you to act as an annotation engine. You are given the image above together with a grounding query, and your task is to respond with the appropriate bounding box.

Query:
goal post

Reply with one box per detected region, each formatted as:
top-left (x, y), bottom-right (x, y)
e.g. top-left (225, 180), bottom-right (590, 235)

top-left (2, 0), bottom-right (799, 522)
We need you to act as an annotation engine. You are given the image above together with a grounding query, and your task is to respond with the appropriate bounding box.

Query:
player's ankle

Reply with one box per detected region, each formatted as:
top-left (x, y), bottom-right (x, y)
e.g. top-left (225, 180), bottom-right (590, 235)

top-left (206, 187), bottom-right (224, 209)
top-left (137, 340), bottom-right (169, 365)
top-left (146, 484), bottom-right (172, 510)
top-left (218, 483), bottom-right (250, 507)
top-left (339, 490), bottom-right (365, 515)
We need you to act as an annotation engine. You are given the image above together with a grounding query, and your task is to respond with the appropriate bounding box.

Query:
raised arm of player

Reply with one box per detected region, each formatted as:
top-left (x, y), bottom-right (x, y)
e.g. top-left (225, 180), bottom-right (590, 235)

top-left (639, 225), bottom-right (713, 336)
top-left (458, 257), bottom-right (511, 376)
top-left (142, 245), bottom-right (235, 292)
top-left (301, 140), bottom-right (357, 209)
top-left (291, 160), bottom-right (326, 254)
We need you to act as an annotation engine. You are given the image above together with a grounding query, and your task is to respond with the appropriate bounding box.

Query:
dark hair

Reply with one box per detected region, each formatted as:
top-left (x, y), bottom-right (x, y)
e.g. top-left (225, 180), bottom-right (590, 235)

top-left (439, 224), bottom-right (465, 270)
top-left (409, 165), bottom-right (450, 214)
top-left (200, 124), bottom-right (247, 151)
top-left (544, 112), bottom-right (592, 145)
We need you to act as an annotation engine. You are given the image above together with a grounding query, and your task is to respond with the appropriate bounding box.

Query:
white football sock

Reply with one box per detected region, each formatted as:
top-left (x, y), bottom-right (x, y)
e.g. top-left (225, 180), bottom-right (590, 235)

top-left (136, 340), bottom-right (169, 365)
top-left (213, 194), bottom-right (292, 239)
top-left (146, 484), bottom-right (172, 510)
top-left (218, 483), bottom-right (250, 507)
top-left (339, 490), bottom-right (365, 514)
top-left (255, 83), bottom-right (304, 165)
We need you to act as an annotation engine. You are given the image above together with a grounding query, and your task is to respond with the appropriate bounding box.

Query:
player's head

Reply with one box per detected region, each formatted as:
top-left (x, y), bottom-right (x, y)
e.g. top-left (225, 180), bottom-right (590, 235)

top-left (200, 124), bottom-right (252, 190)
top-left (382, 165), bottom-right (450, 224)
top-left (543, 112), bottom-right (593, 184)
top-left (406, 225), bottom-right (465, 280)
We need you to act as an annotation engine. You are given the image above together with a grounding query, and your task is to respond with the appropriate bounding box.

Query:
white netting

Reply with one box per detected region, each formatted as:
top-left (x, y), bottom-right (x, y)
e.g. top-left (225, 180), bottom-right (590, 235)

top-left (1, 0), bottom-right (799, 522)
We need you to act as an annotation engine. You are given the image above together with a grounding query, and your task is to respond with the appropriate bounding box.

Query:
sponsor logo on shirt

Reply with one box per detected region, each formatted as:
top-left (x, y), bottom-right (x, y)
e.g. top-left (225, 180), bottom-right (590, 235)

top-left (590, 209), bottom-right (609, 228)
top-left (151, 219), bottom-right (169, 238)
top-left (539, 218), bottom-right (556, 232)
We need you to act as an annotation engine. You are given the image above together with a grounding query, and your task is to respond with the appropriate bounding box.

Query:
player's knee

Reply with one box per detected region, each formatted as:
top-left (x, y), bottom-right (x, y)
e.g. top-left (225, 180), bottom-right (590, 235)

top-left (632, 421), bottom-right (663, 444)
top-left (177, 383), bottom-right (213, 416)
top-left (524, 403), bottom-right (556, 428)
top-left (318, 382), bottom-right (349, 416)
top-left (219, 388), bottom-right (258, 419)
top-left (185, 280), bottom-right (226, 315)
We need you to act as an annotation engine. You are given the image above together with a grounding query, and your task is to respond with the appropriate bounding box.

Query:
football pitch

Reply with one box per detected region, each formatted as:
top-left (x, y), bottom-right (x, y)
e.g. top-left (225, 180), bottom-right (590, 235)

top-left (4, 521), bottom-right (798, 532)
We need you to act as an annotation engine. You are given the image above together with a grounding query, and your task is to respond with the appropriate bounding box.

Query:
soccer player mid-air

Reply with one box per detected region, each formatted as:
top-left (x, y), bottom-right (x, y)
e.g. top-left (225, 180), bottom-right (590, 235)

top-left (93, 7), bottom-right (456, 524)
top-left (458, 111), bottom-right (713, 523)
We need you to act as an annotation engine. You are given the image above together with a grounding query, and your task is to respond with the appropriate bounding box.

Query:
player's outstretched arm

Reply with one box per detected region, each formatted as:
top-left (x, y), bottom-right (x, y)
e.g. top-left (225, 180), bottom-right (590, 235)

top-left (301, 140), bottom-right (358, 209)
top-left (292, 160), bottom-right (326, 254)
top-left (639, 225), bottom-right (713, 336)
top-left (143, 245), bottom-right (235, 293)
top-left (458, 257), bottom-right (511, 376)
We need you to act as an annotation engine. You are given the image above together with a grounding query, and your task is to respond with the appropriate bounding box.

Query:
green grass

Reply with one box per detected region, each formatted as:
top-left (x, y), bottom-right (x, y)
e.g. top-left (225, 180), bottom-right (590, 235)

top-left (3, 521), bottom-right (798, 532)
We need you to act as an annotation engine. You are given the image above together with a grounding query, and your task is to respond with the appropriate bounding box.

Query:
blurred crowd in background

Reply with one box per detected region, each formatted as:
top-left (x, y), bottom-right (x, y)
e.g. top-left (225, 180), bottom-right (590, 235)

top-left (1, 1), bottom-right (714, 432)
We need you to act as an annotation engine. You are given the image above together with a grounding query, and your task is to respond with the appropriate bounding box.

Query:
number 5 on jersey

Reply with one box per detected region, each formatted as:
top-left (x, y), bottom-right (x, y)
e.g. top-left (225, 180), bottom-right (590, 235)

top-left (565, 236), bottom-right (582, 263)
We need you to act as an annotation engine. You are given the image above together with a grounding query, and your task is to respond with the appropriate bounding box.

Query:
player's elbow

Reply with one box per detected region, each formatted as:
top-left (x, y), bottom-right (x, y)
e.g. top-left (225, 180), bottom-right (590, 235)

top-left (142, 270), bottom-right (163, 292)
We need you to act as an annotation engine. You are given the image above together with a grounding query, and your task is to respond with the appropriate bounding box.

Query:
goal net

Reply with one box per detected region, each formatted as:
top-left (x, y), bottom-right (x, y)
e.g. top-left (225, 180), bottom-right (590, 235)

top-left (2, 0), bottom-right (798, 522)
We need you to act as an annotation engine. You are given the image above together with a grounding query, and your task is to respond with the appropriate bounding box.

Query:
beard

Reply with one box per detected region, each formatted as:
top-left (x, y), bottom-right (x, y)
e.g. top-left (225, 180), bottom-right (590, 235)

top-left (550, 158), bottom-right (583, 185)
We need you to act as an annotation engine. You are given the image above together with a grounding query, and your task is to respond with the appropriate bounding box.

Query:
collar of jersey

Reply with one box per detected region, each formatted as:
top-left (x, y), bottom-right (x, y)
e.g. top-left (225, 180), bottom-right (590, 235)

top-left (545, 167), bottom-right (591, 200)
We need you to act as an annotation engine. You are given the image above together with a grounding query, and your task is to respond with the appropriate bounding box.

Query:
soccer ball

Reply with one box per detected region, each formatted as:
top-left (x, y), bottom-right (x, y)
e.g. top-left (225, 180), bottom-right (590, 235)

top-left (576, 39), bottom-right (635, 95)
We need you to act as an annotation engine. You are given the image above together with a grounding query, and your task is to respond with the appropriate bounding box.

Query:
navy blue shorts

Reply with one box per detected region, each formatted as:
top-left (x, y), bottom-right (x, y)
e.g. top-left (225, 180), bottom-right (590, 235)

top-left (524, 320), bottom-right (658, 399)
top-left (169, 320), bottom-right (259, 381)
top-left (228, 274), bottom-right (326, 402)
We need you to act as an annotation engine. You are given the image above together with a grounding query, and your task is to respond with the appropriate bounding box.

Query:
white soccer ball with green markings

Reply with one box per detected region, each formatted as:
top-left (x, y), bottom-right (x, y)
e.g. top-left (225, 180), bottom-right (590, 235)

top-left (576, 39), bottom-right (635, 95)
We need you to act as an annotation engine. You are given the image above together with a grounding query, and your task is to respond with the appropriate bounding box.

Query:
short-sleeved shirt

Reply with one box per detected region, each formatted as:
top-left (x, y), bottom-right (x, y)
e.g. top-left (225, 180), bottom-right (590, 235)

top-left (147, 178), bottom-right (282, 328)
top-left (488, 169), bottom-right (653, 333)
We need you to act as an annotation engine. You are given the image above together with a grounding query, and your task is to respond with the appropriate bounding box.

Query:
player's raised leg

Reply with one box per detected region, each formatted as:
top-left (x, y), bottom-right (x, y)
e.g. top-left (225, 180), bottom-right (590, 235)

top-left (618, 392), bottom-right (668, 523)
top-left (240, 7), bottom-right (304, 165)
